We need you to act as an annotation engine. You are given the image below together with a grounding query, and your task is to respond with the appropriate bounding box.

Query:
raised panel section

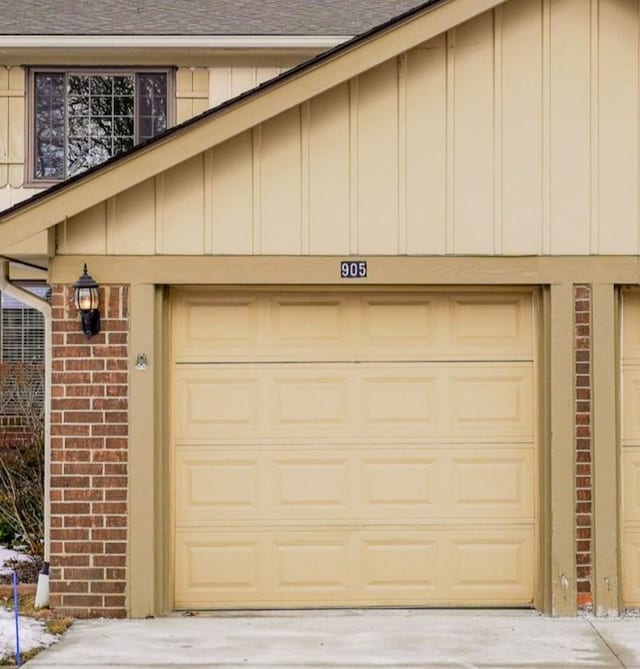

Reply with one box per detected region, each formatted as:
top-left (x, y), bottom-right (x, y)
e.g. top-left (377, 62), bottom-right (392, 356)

top-left (449, 535), bottom-right (533, 598)
top-left (361, 539), bottom-right (438, 592)
top-left (175, 454), bottom-right (259, 521)
top-left (273, 540), bottom-right (349, 592)
top-left (622, 291), bottom-right (640, 363)
top-left (172, 295), bottom-right (259, 361)
top-left (623, 534), bottom-right (640, 606)
top-left (449, 451), bottom-right (534, 519)
top-left (173, 368), bottom-right (261, 440)
top-left (175, 536), bottom-right (259, 603)
top-left (363, 459), bottom-right (436, 509)
top-left (273, 375), bottom-right (348, 427)
top-left (623, 451), bottom-right (640, 525)
top-left (447, 295), bottom-right (533, 357)
top-left (447, 366), bottom-right (534, 439)
top-left (275, 460), bottom-right (348, 510)
top-left (361, 374), bottom-right (438, 427)
top-left (622, 370), bottom-right (640, 444)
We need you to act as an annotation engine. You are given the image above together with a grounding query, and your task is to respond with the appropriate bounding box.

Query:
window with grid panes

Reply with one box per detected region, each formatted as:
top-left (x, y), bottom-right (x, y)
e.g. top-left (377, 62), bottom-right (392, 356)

top-left (31, 70), bottom-right (169, 181)
top-left (0, 284), bottom-right (49, 417)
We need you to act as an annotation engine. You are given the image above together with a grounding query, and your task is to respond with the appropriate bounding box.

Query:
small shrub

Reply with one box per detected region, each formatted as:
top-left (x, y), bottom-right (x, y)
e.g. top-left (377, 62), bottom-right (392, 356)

top-left (0, 362), bottom-right (44, 559)
top-left (0, 516), bottom-right (16, 547)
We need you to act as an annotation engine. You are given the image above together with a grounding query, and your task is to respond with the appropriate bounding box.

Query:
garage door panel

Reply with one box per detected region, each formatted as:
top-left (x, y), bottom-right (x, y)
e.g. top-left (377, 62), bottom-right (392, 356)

top-left (175, 447), bottom-right (533, 523)
top-left (175, 528), bottom-right (534, 607)
top-left (173, 291), bottom-right (534, 362)
top-left (175, 364), bottom-right (534, 442)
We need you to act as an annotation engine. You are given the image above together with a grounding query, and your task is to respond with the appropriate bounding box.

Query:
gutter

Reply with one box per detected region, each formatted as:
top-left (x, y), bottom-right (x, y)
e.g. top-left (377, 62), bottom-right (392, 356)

top-left (0, 260), bottom-right (51, 607)
top-left (0, 35), bottom-right (351, 49)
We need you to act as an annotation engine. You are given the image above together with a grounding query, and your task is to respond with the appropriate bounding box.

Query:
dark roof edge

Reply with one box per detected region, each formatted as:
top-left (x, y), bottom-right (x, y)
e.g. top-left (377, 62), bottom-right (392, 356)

top-left (0, 0), bottom-right (445, 222)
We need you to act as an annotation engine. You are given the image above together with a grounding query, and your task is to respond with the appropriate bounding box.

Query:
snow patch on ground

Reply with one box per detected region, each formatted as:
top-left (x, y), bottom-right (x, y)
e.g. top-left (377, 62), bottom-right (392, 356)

top-left (0, 545), bottom-right (60, 662)
top-left (0, 545), bottom-right (32, 576)
top-left (0, 608), bottom-right (58, 662)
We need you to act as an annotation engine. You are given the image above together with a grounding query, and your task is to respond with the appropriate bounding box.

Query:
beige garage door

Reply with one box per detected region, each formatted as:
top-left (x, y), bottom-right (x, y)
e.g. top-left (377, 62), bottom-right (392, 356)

top-left (171, 289), bottom-right (538, 609)
top-left (622, 290), bottom-right (640, 606)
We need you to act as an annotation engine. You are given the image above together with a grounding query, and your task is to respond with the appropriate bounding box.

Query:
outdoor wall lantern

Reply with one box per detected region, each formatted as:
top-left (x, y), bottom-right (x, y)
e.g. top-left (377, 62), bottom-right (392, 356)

top-left (74, 264), bottom-right (101, 337)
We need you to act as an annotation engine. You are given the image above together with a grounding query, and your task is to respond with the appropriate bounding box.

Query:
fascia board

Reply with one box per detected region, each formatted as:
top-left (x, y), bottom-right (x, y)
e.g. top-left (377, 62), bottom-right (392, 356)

top-left (0, 35), bottom-right (351, 48)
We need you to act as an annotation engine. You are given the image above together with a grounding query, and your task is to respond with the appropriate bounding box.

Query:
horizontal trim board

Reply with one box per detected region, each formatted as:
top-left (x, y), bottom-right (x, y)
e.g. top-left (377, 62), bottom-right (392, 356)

top-left (50, 255), bottom-right (640, 285)
top-left (0, 36), bottom-right (351, 48)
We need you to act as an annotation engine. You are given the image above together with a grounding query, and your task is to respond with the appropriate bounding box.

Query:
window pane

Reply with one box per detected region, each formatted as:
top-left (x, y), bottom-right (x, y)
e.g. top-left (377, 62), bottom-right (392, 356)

top-left (34, 73), bottom-right (65, 179)
top-left (137, 73), bottom-right (167, 142)
top-left (34, 70), bottom-right (167, 179)
top-left (66, 73), bottom-right (135, 176)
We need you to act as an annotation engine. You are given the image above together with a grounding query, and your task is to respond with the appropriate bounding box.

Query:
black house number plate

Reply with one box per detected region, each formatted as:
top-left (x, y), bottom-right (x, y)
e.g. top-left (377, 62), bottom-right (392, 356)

top-left (340, 261), bottom-right (367, 279)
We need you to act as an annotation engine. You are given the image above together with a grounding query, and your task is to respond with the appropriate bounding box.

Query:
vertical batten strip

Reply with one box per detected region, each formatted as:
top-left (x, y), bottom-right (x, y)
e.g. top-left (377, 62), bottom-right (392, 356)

top-left (397, 54), bottom-right (408, 255)
top-left (349, 78), bottom-right (360, 255)
top-left (445, 29), bottom-right (456, 254)
top-left (251, 125), bottom-right (262, 254)
top-left (493, 7), bottom-right (504, 255)
top-left (0, 66), bottom-right (8, 188)
top-left (542, 0), bottom-right (552, 255)
top-left (590, 0), bottom-right (600, 254)
top-left (638, 0), bottom-right (640, 254)
top-left (301, 102), bottom-right (311, 255)
top-left (203, 149), bottom-right (214, 254)
top-left (154, 174), bottom-right (165, 255)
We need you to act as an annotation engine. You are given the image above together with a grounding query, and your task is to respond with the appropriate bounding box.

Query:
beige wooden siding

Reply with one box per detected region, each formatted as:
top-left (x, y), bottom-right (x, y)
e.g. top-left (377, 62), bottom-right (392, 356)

top-left (176, 68), bottom-right (210, 123)
top-left (171, 289), bottom-right (538, 609)
top-left (209, 66), bottom-right (284, 108)
top-left (622, 290), bottom-right (640, 606)
top-left (0, 66), bottom-right (25, 189)
top-left (57, 0), bottom-right (640, 257)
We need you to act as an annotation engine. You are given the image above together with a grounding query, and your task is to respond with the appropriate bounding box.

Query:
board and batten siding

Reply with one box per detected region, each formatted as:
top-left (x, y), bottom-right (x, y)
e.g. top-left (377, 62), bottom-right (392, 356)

top-left (58, 0), bottom-right (640, 257)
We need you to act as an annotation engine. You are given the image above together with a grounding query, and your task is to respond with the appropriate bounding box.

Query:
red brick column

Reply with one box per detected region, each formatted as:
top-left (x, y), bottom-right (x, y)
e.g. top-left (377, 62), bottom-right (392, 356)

top-left (49, 284), bottom-right (128, 618)
top-left (575, 285), bottom-right (592, 611)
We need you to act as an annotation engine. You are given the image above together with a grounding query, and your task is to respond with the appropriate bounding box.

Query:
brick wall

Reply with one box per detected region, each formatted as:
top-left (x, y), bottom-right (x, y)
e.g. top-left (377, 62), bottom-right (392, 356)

top-left (49, 284), bottom-right (128, 618)
top-left (575, 285), bottom-right (592, 611)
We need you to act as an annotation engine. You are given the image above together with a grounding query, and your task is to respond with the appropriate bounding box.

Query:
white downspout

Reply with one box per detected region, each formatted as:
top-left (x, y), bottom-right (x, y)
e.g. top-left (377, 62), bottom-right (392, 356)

top-left (0, 260), bottom-right (51, 606)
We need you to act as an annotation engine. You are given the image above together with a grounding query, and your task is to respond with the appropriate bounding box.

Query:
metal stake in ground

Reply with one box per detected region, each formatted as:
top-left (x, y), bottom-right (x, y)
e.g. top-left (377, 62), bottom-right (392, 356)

top-left (12, 570), bottom-right (21, 666)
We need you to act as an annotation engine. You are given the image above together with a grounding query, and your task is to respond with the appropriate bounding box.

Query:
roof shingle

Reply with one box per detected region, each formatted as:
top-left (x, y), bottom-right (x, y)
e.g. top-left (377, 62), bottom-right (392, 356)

top-left (2, 1), bottom-right (427, 36)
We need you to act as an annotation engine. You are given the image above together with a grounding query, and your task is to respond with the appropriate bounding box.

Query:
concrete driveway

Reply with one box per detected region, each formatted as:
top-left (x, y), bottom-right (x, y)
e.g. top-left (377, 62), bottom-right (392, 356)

top-left (23, 609), bottom-right (640, 668)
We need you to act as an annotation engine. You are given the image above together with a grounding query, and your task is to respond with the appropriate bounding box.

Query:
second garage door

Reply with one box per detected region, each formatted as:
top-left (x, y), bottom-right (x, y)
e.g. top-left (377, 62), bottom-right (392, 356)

top-left (171, 289), bottom-right (538, 608)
